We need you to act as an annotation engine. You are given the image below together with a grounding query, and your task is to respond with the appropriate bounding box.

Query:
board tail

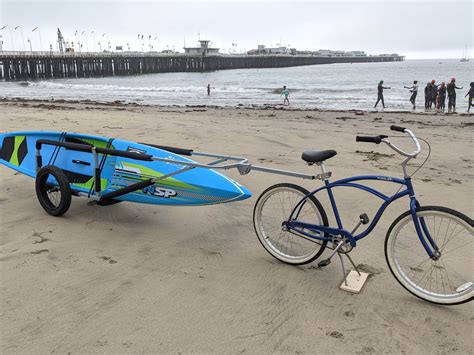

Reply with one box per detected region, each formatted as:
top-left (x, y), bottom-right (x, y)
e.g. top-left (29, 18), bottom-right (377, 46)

top-left (0, 133), bottom-right (4, 157)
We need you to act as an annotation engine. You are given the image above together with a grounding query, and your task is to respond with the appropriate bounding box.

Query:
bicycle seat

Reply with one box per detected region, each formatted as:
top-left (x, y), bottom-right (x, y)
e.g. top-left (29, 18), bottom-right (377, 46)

top-left (301, 150), bottom-right (337, 163)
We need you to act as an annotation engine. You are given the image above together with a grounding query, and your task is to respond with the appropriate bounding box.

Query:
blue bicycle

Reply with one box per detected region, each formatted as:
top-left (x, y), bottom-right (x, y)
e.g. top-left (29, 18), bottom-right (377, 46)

top-left (253, 125), bottom-right (473, 305)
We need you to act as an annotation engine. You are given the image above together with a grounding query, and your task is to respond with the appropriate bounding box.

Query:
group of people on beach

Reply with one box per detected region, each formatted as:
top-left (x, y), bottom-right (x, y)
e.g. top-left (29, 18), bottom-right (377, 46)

top-left (376, 78), bottom-right (474, 113)
top-left (418, 79), bottom-right (468, 113)
top-left (208, 81), bottom-right (473, 112)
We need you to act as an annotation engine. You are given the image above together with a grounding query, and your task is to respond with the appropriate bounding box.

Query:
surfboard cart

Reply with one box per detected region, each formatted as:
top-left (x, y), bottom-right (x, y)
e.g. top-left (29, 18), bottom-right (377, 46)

top-left (33, 138), bottom-right (323, 216)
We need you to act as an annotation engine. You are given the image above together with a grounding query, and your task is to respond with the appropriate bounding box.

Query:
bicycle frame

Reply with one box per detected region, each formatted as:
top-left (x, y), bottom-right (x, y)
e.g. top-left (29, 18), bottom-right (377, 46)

top-left (283, 175), bottom-right (440, 258)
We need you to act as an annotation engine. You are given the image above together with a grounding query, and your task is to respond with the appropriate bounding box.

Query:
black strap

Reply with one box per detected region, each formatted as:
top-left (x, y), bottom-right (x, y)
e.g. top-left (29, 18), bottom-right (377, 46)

top-left (48, 131), bottom-right (66, 165)
top-left (88, 138), bottom-right (114, 198)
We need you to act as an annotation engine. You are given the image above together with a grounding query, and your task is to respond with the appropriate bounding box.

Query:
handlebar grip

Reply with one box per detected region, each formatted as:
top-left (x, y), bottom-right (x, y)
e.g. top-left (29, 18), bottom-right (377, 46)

top-left (356, 135), bottom-right (385, 144)
top-left (390, 125), bottom-right (406, 133)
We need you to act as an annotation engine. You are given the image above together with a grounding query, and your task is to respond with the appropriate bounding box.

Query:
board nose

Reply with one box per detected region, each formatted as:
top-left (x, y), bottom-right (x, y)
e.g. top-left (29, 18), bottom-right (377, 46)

top-left (234, 184), bottom-right (252, 201)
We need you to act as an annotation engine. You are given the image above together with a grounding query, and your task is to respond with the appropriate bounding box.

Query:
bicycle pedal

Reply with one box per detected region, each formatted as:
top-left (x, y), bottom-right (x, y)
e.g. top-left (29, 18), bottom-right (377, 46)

top-left (318, 259), bottom-right (331, 268)
top-left (359, 213), bottom-right (369, 225)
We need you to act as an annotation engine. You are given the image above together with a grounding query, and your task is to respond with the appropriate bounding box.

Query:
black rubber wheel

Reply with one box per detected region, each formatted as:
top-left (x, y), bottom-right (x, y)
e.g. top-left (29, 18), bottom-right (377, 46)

top-left (35, 165), bottom-right (72, 216)
top-left (253, 183), bottom-right (329, 265)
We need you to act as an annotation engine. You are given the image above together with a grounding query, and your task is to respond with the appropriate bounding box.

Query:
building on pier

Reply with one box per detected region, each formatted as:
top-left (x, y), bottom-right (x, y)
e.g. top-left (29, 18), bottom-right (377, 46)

top-left (184, 40), bottom-right (220, 56)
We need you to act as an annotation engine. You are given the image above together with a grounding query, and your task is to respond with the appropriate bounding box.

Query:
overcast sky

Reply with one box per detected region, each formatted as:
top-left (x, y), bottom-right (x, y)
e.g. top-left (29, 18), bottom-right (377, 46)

top-left (1, 0), bottom-right (472, 59)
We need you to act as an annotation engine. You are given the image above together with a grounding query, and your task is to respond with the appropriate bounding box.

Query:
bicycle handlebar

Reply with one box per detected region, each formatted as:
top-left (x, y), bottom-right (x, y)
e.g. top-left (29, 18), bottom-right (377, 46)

top-left (356, 126), bottom-right (421, 159)
top-left (390, 125), bottom-right (406, 133)
top-left (382, 128), bottom-right (421, 158)
top-left (355, 135), bottom-right (387, 144)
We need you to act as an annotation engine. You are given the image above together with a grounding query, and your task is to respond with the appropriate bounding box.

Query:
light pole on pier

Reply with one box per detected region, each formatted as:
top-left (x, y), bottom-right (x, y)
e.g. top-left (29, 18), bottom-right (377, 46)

top-left (91, 31), bottom-right (96, 52)
top-left (32, 27), bottom-right (42, 51)
top-left (81, 31), bottom-right (88, 52)
top-left (74, 30), bottom-right (79, 51)
top-left (27, 37), bottom-right (32, 51)
top-left (14, 26), bottom-right (25, 51)
top-left (102, 33), bottom-right (108, 52)
top-left (1, 25), bottom-right (14, 51)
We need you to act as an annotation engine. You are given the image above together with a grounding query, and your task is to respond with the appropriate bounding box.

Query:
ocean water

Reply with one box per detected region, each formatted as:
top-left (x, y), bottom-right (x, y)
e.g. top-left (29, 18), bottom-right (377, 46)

top-left (0, 59), bottom-right (472, 111)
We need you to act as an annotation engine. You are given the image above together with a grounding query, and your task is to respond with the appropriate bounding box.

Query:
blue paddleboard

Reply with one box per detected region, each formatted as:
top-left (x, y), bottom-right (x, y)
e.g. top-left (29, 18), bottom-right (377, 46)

top-left (0, 131), bottom-right (252, 206)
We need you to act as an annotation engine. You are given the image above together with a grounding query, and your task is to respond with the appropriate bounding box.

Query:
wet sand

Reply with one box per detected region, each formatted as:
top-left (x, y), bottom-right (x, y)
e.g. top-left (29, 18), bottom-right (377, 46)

top-left (0, 100), bottom-right (473, 353)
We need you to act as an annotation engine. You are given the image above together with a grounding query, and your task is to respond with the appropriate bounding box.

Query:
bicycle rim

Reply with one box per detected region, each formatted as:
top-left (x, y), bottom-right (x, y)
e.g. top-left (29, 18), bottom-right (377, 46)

top-left (254, 184), bottom-right (326, 264)
top-left (386, 207), bottom-right (473, 304)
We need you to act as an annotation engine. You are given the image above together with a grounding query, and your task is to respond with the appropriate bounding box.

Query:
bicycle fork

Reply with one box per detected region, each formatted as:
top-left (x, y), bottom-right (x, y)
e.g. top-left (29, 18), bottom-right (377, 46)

top-left (410, 199), bottom-right (441, 260)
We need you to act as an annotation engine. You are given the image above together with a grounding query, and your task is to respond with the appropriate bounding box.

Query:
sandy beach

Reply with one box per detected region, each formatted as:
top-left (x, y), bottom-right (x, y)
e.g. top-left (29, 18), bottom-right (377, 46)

top-left (0, 99), bottom-right (472, 353)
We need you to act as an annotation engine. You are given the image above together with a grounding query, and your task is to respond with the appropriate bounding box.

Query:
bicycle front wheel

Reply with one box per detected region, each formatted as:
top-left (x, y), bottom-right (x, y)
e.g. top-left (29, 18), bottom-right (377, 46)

top-left (253, 183), bottom-right (328, 265)
top-left (385, 206), bottom-right (473, 305)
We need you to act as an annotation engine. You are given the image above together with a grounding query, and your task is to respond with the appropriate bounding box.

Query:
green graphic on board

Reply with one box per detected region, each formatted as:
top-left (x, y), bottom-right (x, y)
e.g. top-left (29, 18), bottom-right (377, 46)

top-left (10, 136), bottom-right (26, 166)
top-left (121, 162), bottom-right (200, 191)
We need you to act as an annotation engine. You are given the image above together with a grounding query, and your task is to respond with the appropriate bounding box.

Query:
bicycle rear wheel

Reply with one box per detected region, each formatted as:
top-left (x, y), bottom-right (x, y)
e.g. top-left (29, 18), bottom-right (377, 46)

top-left (253, 183), bottom-right (328, 265)
top-left (385, 206), bottom-right (473, 305)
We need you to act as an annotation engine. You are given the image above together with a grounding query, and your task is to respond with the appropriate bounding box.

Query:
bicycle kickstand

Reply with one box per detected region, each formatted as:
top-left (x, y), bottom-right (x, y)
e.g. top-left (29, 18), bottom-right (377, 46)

top-left (338, 252), bottom-right (370, 293)
top-left (338, 252), bottom-right (361, 286)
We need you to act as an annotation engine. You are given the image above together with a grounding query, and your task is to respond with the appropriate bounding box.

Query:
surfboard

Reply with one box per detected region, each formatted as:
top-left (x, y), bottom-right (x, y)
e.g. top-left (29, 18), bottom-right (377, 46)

top-left (0, 131), bottom-right (252, 206)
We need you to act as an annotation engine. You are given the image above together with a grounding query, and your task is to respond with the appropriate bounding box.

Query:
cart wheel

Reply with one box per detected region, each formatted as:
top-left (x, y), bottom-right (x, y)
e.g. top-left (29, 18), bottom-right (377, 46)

top-left (35, 165), bottom-right (72, 216)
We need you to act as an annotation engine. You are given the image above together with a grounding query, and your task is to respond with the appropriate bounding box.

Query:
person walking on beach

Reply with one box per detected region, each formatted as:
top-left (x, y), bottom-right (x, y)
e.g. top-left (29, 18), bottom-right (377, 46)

top-left (374, 80), bottom-right (390, 109)
top-left (404, 80), bottom-right (419, 109)
top-left (207, 84), bottom-right (211, 96)
top-left (465, 82), bottom-right (474, 113)
top-left (447, 78), bottom-right (463, 113)
top-left (437, 82), bottom-right (447, 112)
top-left (281, 85), bottom-right (290, 106)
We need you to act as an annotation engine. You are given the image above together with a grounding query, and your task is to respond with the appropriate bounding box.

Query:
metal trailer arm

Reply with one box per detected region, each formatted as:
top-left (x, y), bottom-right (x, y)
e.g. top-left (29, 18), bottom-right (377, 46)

top-left (151, 150), bottom-right (328, 180)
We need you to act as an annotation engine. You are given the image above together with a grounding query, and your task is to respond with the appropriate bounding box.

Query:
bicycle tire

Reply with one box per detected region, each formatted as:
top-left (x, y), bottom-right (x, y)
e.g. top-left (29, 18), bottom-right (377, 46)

top-left (253, 183), bottom-right (328, 265)
top-left (385, 206), bottom-right (473, 305)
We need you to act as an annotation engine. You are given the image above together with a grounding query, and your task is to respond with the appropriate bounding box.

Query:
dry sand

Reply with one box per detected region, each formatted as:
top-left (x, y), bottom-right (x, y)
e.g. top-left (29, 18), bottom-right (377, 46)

top-left (0, 100), bottom-right (473, 353)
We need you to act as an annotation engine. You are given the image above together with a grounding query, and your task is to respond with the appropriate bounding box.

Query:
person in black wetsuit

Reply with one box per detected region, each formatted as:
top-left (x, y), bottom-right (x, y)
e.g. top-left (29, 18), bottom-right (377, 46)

top-left (437, 82), bottom-right (447, 112)
top-left (404, 80), bottom-right (419, 109)
top-left (430, 80), bottom-right (438, 109)
top-left (466, 82), bottom-right (474, 113)
top-left (447, 77), bottom-right (463, 113)
top-left (424, 82), bottom-right (432, 110)
top-left (374, 80), bottom-right (390, 109)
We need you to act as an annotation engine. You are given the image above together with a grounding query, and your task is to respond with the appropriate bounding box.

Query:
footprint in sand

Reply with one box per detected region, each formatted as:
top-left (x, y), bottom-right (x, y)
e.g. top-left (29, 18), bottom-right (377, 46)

top-left (29, 249), bottom-right (49, 255)
top-left (99, 256), bottom-right (118, 264)
top-left (356, 263), bottom-right (384, 275)
top-left (326, 330), bottom-right (344, 339)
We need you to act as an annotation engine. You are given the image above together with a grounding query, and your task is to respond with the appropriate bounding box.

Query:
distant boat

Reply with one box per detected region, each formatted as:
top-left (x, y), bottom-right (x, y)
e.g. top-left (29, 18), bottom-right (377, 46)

top-left (460, 44), bottom-right (469, 62)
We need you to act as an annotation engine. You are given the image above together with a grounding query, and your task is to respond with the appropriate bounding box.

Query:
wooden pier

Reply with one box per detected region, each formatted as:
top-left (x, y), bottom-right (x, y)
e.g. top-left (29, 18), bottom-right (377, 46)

top-left (0, 52), bottom-right (404, 81)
